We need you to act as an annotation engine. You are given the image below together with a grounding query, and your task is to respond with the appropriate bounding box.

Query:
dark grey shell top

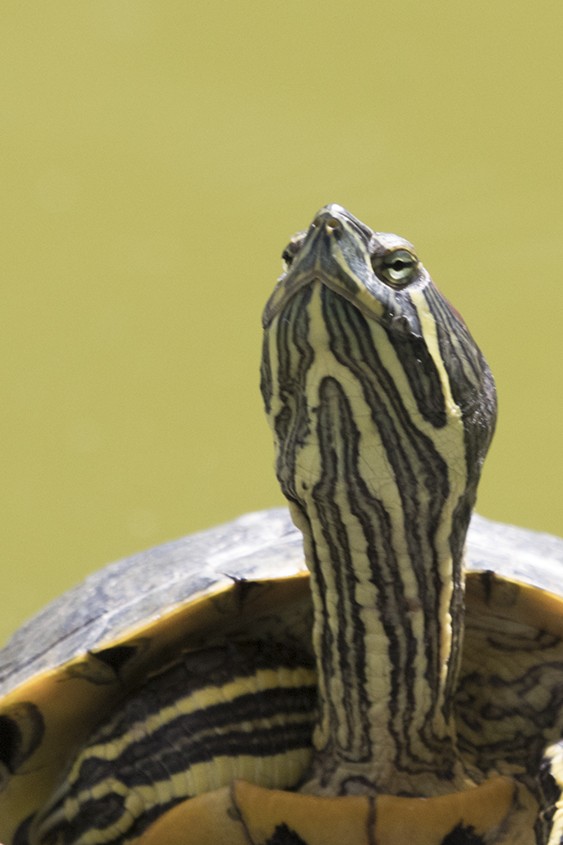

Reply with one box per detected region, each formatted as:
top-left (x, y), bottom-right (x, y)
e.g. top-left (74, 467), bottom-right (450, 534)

top-left (1, 509), bottom-right (562, 695)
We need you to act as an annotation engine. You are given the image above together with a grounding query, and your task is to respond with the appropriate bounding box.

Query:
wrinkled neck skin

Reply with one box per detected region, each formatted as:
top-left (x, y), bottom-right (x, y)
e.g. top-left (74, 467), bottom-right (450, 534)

top-left (288, 390), bottom-right (471, 797)
top-left (291, 489), bottom-right (469, 798)
top-left (261, 281), bottom-right (495, 797)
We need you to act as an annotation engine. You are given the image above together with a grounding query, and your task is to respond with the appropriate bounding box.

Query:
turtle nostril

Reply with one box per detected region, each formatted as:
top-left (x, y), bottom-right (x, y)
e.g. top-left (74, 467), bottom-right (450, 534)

top-left (325, 217), bottom-right (341, 233)
top-left (311, 210), bottom-right (342, 234)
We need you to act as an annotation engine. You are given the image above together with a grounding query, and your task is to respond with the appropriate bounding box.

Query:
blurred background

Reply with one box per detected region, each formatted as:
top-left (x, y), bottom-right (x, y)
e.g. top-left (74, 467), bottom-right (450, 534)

top-left (1, 1), bottom-right (562, 645)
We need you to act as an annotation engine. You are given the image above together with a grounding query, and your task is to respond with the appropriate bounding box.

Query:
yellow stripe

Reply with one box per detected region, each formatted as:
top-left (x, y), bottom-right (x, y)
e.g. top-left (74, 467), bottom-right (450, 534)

top-left (410, 288), bottom-right (468, 677)
top-left (66, 665), bottom-right (315, 775)
top-left (48, 748), bottom-right (314, 845)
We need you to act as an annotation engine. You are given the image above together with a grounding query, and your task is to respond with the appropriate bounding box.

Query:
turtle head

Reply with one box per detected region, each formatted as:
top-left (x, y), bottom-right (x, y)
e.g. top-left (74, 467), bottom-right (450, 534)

top-left (261, 204), bottom-right (497, 541)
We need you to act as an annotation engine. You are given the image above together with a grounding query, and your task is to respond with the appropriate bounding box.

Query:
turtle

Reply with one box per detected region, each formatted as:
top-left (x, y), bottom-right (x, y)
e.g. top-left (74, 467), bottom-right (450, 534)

top-left (1, 204), bottom-right (562, 845)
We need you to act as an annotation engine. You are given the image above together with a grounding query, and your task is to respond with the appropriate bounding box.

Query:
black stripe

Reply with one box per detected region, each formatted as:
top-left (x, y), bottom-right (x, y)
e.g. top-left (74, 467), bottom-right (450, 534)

top-left (322, 291), bottom-right (453, 741)
top-left (422, 284), bottom-right (497, 718)
top-left (40, 794), bottom-right (186, 845)
top-left (273, 286), bottom-right (315, 505)
top-left (262, 213), bottom-right (499, 796)
top-left (79, 686), bottom-right (316, 789)
top-left (93, 642), bottom-right (313, 744)
top-left (424, 284), bottom-right (497, 489)
top-left (38, 686), bottom-right (315, 843)
top-left (41, 717), bottom-right (314, 845)
top-left (317, 289), bottom-right (459, 774)
top-left (260, 330), bottom-right (273, 414)
top-left (383, 291), bottom-right (447, 428)
top-left (426, 288), bottom-right (484, 387)
top-left (268, 283), bottom-right (461, 775)
top-left (313, 376), bottom-right (372, 762)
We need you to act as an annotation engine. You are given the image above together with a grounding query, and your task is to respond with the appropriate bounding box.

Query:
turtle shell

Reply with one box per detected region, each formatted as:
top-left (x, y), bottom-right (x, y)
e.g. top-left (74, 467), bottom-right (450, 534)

top-left (1, 508), bottom-right (563, 844)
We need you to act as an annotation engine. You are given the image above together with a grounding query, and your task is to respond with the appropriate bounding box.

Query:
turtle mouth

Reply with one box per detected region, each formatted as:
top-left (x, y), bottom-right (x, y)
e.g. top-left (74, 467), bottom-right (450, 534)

top-left (262, 205), bottom-right (380, 330)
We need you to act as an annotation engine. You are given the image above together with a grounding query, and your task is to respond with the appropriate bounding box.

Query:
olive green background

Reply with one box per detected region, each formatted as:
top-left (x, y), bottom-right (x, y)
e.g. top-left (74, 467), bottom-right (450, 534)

top-left (2, 2), bottom-right (562, 646)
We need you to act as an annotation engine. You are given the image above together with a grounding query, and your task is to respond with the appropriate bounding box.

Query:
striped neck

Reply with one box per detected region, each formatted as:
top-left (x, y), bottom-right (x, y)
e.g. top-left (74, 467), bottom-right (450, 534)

top-left (261, 206), bottom-right (497, 798)
top-left (290, 456), bottom-right (467, 796)
top-left (292, 497), bottom-right (466, 797)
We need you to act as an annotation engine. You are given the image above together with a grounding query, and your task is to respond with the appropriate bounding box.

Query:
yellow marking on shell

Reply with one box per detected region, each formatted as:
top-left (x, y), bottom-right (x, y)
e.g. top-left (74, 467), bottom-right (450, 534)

top-left (135, 776), bottom-right (528, 845)
top-left (0, 574), bottom-right (311, 843)
top-left (0, 664), bottom-right (128, 844)
top-left (466, 573), bottom-right (563, 639)
top-left (138, 785), bottom-right (245, 845)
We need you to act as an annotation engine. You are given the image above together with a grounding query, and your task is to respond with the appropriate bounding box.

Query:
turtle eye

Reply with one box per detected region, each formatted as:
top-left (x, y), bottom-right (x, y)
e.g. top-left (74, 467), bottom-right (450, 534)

top-left (373, 249), bottom-right (419, 287)
top-left (282, 231), bottom-right (307, 271)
